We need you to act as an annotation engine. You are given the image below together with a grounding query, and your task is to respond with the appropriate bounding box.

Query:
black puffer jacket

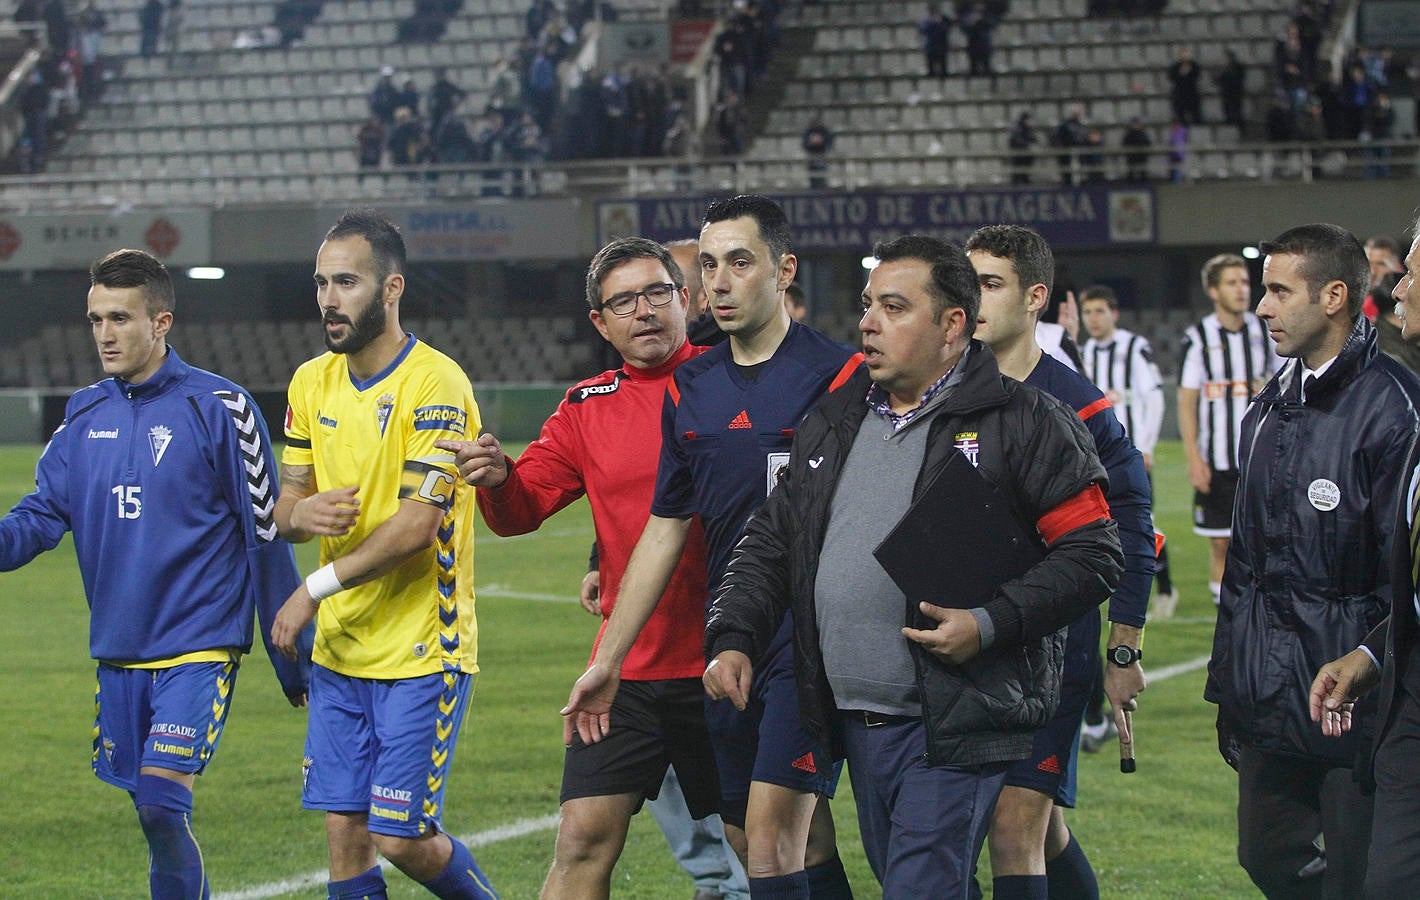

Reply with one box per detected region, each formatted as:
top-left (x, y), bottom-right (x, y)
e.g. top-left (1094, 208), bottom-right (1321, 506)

top-left (1206, 318), bottom-right (1420, 765)
top-left (706, 343), bottom-right (1123, 767)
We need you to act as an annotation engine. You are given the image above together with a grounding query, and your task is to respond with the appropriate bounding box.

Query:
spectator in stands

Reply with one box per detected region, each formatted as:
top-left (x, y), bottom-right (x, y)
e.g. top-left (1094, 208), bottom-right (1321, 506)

top-left (715, 16), bottom-right (749, 99)
top-left (1266, 94), bottom-right (1297, 142)
top-left (397, 77), bottom-right (422, 118)
top-left (1167, 47), bottom-right (1202, 125)
top-left (486, 56), bottom-right (523, 124)
top-left (1340, 62), bottom-right (1374, 140)
top-left (471, 110), bottom-right (505, 163)
top-left (1008, 110), bottom-right (1038, 184)
top-left (509, 111), bottom-right (545, 164)
top-left (960, 2), bottom-right (998, 77)
top-left (42, 0), bottom-right (69, 58)
top-left (527, 41), bottom-right (559, 130)
top-left (428, 68), bottom-right (465, 134)
top-left (387, 106), bottom-right (428, 167)
top-left (162, 0), bottom-right (184, 54)
top-left (1294, 2), bottom-right (1323, 79)
top-left (77, 1), bottom-right (106, 102)
top-left (599, 65), bottom-right (630, 157)
top-left (1122, 116), bottom-right (1152, 182)
top-left (1314, 61), bottom-right (1346, 140)
top-left (18, 69), bottom-right (49, 173)
top-left (1367, 90), bottom-right (1395, 178)
top-left (644, 65), bottom-right (670, 156)
top-left (431, 103), bottom-right (476, 166)
top-left (919, 4), bottom-right (953, 79)
top-left (1053, 104), bottom-right (1089, 186)
top-left (713, 87), bottom-right (746, 155)
top-left (1341, 63), bottom-right (1376, 140)
top-left (1275, 23), bottom-right (1310, 100)
top-left (625, 66), bottom-right (652, 160)
top-left (369, 67), bottom-right (400, 126)
top-left (1081, 127), bottom-right (1105, 182)
top-left (1216, 49), bottom-right (1245, 127)
top-left (139, 0), bottom-right (164, 58)
top-left (662, 102), bottom-right (697, 191)
top-left (502, 110), bottom-right (543, 196)
top-left (1168, 116), bottom-right (1188, 182)
top-left (356, 115), bottom-right (386, 174)
top-left (801, 113), bottom-right (834, 190)
top-left (525, 0), bottom-right (555, 40)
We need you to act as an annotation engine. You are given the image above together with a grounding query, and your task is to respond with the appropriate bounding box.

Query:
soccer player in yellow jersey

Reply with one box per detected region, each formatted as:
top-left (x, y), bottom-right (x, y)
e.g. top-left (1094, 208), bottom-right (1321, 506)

top-left (270, 209), bottom-right (497, 900)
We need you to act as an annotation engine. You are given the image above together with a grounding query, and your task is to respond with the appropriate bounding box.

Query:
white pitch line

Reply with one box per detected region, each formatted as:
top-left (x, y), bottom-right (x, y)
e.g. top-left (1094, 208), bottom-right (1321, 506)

top-left (214, 656), bottom-right (1214, 899)
top-left (477, 585), bottom-right (579, 603)
top-left (1149, 653), bottom-right (1212, 682)
top-left (212, 813), bottom-right (561, 900)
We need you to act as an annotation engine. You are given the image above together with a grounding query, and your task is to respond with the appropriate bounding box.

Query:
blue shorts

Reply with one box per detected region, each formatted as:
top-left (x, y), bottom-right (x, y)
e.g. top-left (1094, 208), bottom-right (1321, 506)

top-left (92, 659), bottom-right (238, 791)
top-left (302, 664), bottom-right (474, 837)
top-left (706, 619), bottom-right (840, 829)
top-left (1005, 609), bottom-right (1100, 807)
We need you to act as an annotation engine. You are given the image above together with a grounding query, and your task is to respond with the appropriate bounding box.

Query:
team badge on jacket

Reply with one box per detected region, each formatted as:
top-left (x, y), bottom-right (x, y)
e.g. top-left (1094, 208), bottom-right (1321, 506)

top-left (954, 432), bottom-right (980, 466)
top-left (148, 425), bottom-right (172, 466)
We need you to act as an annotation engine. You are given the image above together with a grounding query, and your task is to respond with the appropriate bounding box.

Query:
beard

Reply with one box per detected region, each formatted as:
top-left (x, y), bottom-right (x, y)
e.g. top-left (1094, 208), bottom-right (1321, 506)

top-left (324, 288), bottom-right (387, 355)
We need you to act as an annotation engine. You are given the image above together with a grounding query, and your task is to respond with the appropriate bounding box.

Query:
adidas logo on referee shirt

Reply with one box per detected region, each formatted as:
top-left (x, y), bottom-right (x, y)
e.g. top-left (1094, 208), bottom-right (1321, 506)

top-left (729, 410), bottom-right (752, 429)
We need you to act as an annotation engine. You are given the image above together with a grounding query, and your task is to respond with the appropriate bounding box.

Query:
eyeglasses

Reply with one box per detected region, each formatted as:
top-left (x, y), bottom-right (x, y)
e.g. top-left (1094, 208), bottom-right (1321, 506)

top-left (601, 283), bottom-right (679, 317)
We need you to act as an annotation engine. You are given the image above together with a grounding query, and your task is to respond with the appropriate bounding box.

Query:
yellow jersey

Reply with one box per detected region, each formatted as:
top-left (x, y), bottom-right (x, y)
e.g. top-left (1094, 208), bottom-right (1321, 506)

top-left (283, 336), bottom-right (480, 679)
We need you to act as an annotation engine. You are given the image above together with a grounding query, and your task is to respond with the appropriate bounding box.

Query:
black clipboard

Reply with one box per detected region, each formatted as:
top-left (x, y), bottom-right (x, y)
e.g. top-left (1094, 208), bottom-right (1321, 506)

top-left (872, 450), bottom-right (1044, 611)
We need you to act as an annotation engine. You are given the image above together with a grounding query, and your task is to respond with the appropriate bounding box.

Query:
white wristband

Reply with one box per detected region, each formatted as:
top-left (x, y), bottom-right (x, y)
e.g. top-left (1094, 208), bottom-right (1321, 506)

top-left (305, 563), bottom-right (344, 603)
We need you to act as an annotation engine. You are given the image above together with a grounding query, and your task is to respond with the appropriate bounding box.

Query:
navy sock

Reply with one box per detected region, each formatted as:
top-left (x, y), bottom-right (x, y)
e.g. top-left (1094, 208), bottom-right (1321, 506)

top-left (327, 864), bottom-right (388, 900)
top-left (134, 774), bottom-right (208, 900)
top-left (1046, 833), bottom-right (1099, 900)
top-left (420, 836), bottom-right (499, 899)
top-left (805, 853), bottom-right (852, 898)
top-left (749, 871), bottom-right (810, 900)
top-left (993, 873), bottom-right (1048, 900)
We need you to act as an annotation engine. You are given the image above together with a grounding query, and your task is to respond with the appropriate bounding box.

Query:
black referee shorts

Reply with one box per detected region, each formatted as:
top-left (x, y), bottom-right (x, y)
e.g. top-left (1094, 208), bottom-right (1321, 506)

top-left (560, 677), bottom-right (720, 819)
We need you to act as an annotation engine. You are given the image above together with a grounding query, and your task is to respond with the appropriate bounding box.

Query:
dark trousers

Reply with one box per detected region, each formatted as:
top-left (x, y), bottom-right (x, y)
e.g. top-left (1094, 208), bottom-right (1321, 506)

top-left (1237, 745), bottom-right (1374, 899)
top-left (1367, 641), bottom-right (1420, 898)
top-left (842, 713), bottom-right (1006, 899)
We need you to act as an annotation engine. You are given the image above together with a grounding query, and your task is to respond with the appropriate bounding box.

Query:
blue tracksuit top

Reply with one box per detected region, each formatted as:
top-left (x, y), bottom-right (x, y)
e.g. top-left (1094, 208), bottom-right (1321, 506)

top-left (0, 348), bottom-right (306, 694)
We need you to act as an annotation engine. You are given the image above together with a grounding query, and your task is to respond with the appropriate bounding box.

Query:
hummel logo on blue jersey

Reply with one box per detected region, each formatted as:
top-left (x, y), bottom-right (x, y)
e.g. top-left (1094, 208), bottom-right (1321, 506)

top-left (88, 428), bottom-right (119, 439)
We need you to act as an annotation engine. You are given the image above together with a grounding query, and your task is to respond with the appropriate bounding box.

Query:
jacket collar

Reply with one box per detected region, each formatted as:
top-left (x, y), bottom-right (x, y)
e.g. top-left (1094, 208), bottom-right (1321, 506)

top-left (1266, 316), bottom-right (1376, 406)
top-left (929, 340), bottom-right (1011, 416)
top-left (831, 339), bottom-right (1010, 422)
top-left (112, 346), bottom-right (190, 399)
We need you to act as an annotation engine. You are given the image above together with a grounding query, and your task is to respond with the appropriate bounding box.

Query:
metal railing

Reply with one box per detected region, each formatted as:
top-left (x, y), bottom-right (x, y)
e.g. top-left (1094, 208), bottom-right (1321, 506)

top-left (0, 137), bottom-right (1414, 212)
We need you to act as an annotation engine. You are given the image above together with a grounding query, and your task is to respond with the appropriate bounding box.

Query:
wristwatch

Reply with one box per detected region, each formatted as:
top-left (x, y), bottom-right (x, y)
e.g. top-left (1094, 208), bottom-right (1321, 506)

top-left (1107, 645), bottom-right (1142, 668)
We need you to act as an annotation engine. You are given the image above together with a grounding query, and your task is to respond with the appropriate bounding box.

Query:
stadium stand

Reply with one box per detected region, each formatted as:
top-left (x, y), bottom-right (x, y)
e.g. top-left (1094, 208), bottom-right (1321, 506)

top-left (0, 314), bottom-right (593, 388)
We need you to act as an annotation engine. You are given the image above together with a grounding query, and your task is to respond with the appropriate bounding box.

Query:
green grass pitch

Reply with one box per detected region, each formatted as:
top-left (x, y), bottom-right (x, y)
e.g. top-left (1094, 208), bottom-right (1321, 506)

top-left (0, 440), bottom-right (1260, 898)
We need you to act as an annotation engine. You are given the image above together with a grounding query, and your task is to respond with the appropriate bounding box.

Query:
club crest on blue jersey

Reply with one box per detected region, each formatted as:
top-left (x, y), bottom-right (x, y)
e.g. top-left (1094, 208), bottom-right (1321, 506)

top-left (148, 425), bottom-right (172, 466)
top-left (376, 393), bottom-right (396, 437)
top-left (954, 432), bottom-right (980, 467)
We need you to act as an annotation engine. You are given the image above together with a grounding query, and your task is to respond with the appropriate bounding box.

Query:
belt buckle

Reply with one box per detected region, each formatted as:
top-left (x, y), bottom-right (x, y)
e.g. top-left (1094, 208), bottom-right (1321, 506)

top-left (862, 710), bottom-right (887, 728)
